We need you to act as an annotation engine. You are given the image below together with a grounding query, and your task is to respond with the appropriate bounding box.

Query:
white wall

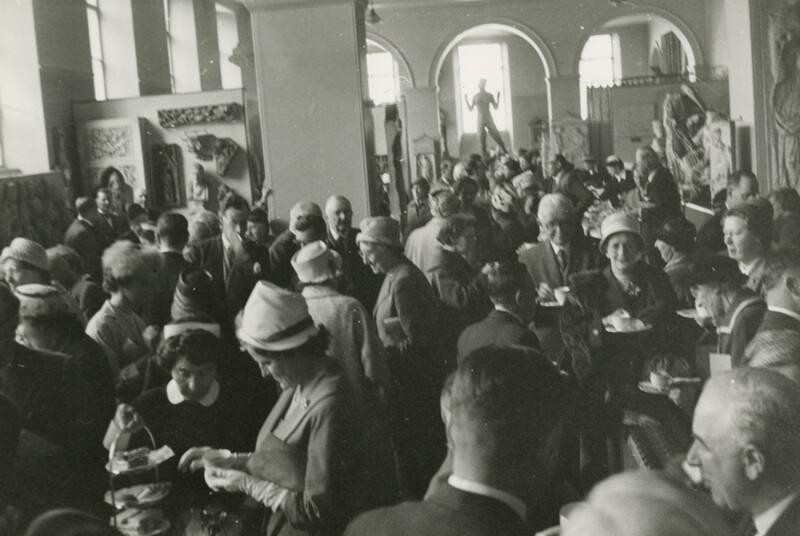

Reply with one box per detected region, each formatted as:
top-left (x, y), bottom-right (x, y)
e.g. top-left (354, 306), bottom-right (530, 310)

top-left (73, 89), bottom-right (253, 206)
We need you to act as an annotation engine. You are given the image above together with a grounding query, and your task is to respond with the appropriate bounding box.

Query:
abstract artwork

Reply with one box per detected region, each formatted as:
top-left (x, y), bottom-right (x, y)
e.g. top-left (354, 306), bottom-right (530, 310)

top-left (158, 103), bottom-right (243, 129)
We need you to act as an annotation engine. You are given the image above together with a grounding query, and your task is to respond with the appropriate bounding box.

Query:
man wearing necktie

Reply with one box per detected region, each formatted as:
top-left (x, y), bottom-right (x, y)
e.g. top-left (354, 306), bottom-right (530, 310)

top-left (324, 195), bottom-right (382, 310)
top-left (185, 193), bottom-right (257, 321)
top-left (518, 194), bottom-right (604, 361)
top-left (686, 368), bottom-right (800, 536)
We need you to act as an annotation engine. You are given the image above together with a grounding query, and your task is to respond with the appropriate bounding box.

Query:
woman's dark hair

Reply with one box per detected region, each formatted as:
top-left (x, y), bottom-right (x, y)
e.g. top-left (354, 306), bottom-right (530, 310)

top-left (725, 198), bottom-right (774, 249)
top-left (294, 214), bottom-right (327, 239)
top-left (436, 214), bottom-right (477, 247)
top-left (157, 329), bottom-right (222, 372)
top-left (98, 167), bottom-right (124, 189)
top-left (656, 217), bottom-right (697, 254)
top-left (453, 176), bottom-right (478, 196)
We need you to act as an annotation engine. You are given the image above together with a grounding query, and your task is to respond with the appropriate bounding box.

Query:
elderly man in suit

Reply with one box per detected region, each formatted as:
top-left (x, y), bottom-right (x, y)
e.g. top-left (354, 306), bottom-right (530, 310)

top-left (345, 346), bottom-right (564, 536)
top-left (457, 261), bottom-right (539, 362)
top-left (518, 194), bottom-right (603, 360)
top-left (268, 201), bottom-right (323, 289)
top-left (184, 193), bottom-right (257, 319)
top-left (63, 197), bottom-right (104, 283)
top-left (686, 368), bottom-right (800, 536)
top-left (324, 195), bottom-right (382, 310)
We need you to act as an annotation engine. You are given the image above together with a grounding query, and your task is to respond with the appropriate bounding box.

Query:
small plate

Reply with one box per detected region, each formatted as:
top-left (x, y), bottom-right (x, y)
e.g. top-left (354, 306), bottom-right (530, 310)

top-left (105, 483), bottom-right (171, 509)
top-left (604, 324), bottom-right (652, 334)
top-left (638, 381), bottom-right (669, 395)
top-left (676, 309), bottom-right (697, 319)
top-left (538, 301), bottom-right (562, 308)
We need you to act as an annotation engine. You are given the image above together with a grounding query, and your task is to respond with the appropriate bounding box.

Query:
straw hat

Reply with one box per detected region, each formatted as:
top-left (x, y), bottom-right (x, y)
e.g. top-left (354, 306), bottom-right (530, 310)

top-left (291, 241), bottom-right (342, 284)
top-left (355, 217), bottom-right (402, 250)
top-left (1, 238), bottom-right (49, 273)
top-left (237, 281), bottom-right (318, 352)
top-left (14, 284), bottom-right (70, 319)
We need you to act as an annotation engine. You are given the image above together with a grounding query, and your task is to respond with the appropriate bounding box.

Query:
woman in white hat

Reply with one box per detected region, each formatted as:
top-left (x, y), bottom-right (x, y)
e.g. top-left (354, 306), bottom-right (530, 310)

top-left (566, 211), bottom-right (677, 386)
top-left (179, 281), bottom-right (396, 536)
top-left (356, 216), bottom-right (446, 499)
top-left (291, 240), bottom-right (388, 404)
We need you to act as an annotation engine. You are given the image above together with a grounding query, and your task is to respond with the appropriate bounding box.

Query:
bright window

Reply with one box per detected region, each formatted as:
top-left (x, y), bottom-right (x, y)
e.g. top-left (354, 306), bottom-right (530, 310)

top-left (579, 33), bottom-right (621, 119)
top-left (367, 50), bottom-right (400, 105)
top-left (456, 42), bottom-right (511, 134)
top-left (86, 0), bottom-right (106, 100)
top-left (216, 3), bottom-right (242, 89)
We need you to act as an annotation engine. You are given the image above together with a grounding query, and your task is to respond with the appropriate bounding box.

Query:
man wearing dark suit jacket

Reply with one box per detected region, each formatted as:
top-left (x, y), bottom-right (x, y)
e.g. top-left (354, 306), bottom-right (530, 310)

top-left (550, 154), bottom-right (594, 218)
top-left (758, 248), bottom-right (800, 334)
top-left (94, 187), bottom-right (128, 247)
top-left (324, 195), bottom-right (382, 310)
top-left (687, 368), bottom-right (800, 536)
top-left (604, 155), bottom-right (637, 208)
top-left (185, 194), bottom-right (257, 319)
top-left (634, 146), bottom-right (681, 264)
top-left (518, 194), bottom-right (604, 359)
top-left (457, 262), bottom-right (539, 362)
top-left (146, 213), bottom-right (190, 326)
top-left (63, 197), bottom-right (104, 283)
top-left (345, 346), bottom-right (564, 536)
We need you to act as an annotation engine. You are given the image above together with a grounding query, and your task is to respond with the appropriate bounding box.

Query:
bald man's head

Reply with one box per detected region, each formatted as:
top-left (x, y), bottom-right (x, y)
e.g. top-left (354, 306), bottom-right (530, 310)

top-left (324, 196), bottom-right (353, 237)
top-left (687, 368), bottom-right (800, 513)
top-left (289, 201), bottom-right (323, 230)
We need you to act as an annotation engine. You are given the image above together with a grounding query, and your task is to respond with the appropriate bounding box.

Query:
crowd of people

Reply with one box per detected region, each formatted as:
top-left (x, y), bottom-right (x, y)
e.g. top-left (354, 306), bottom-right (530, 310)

top-left (1, 147), bottom-right (800, 536)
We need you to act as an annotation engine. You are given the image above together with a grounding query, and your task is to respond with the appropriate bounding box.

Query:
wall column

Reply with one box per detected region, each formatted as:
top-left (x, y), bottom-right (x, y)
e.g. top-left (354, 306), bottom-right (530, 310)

top-left (724, 0), bottom-right (770, 184)
top-left (243, 0), bottom-right (371, 222)
top-left (546, 74), bottom-right (581, 122)
top-left (131, 0), bottom-right (172, 95)
top-left (194, 0), bottom-right (223, 91)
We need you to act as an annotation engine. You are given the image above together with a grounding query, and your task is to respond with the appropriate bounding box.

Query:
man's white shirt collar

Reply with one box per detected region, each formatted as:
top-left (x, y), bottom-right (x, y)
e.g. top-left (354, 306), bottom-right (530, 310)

top-left (550, 241), bottom-right (571, 257)
top-left (78, 215), bottom-right (94, 227)
top-left (494, 305), bottom-right (525, 326)
top-left (166, 379), bottom-right (220, 407)
top-left (739, 259), bottom-right (758, 276)
top-left (754, 493), bottom-right (797, 536)
top-left (448, 475), bottom-right (527, 521)
top-left (767, 306), bottom-right (800, 324)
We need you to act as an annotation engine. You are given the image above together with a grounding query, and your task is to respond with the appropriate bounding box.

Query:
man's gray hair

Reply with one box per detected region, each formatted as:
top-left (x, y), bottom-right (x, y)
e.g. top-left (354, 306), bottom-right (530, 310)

top-left (721, 368), bottom-right (800, 478)
top-left (537, 193), bottom-right (575, 221)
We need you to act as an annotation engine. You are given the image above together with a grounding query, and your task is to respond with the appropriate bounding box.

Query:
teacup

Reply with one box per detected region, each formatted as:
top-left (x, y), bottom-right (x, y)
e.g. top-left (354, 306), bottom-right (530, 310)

top-left (559, 501), bottom-right (584, 528)
top-left (650, 371), bottom-right (672, 391)
top-left (554, 286), bottom-right (571, 305)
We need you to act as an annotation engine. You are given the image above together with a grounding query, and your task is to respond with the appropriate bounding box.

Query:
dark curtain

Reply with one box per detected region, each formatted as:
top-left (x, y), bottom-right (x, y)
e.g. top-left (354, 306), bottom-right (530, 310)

top-left (587, 86), bottom-right (613, 161)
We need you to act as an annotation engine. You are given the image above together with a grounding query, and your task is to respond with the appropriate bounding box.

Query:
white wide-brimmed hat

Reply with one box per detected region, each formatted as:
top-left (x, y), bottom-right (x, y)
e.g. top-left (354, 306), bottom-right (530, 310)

top-left (237, 281), bottom-right (318, 352)
top-left (291, 241), bottom-right (342, 284)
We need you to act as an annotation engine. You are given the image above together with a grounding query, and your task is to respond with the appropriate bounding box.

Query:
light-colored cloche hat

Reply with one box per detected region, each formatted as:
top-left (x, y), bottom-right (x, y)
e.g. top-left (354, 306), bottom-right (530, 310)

top-left (1, 238), bottom-right (49, 273)
top-left (237, 281), bottom-right (319, 352)
top-left (291, 240), bottom-right (343, 284)
top-left (14, 283), bottom-right (70, 319)
top-left (599, 211), bottom-right (642, 252)
top-left (355, 217), bottom-right (402, 250)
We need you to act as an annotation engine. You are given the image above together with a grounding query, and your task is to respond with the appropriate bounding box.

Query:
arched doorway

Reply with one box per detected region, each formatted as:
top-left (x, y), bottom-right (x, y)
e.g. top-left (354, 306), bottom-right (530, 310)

top-left (430, 22), bottom-right (556, 159)
top-left (365, 36), bottom-right (415, 104)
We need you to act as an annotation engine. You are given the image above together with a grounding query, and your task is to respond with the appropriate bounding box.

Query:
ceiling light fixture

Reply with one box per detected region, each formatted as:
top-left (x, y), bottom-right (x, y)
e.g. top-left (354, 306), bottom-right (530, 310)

top-left (366, 0), bottom-right (383, 24)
